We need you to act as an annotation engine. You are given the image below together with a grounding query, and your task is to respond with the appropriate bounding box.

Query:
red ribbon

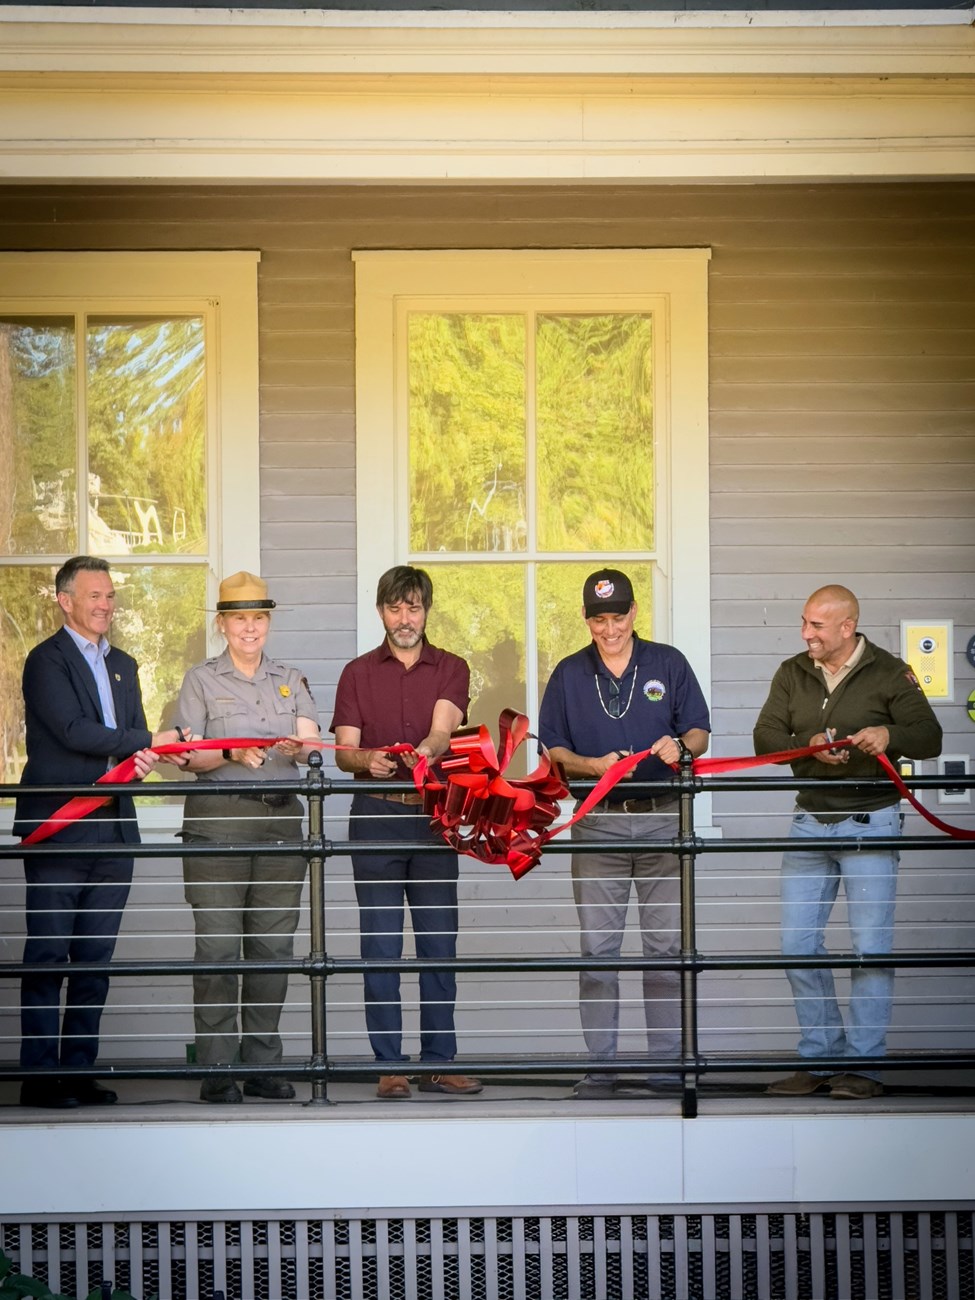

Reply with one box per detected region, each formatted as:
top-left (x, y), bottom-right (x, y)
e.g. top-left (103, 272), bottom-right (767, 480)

top-left (20, 737), bottom-right (414, 847)
top-left (21, 722), bottom-right (974, 858)
top-left (691, 740), bottom-right (975, 840)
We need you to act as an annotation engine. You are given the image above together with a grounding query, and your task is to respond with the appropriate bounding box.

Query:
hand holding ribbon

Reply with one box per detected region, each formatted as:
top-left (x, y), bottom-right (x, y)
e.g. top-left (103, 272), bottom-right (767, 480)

top-left (20, 736), bottom-right (415, 847)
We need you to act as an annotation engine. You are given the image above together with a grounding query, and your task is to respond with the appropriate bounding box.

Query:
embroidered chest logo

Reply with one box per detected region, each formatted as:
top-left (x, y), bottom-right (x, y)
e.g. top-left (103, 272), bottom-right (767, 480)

top-left (643, 679), bottom-right (666, 702)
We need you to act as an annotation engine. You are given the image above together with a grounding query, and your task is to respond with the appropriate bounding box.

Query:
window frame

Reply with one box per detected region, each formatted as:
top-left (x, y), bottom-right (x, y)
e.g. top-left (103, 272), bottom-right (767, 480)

top-left (353, 247), bottom-right (713, 722)
top-left (0, 250), bottom-right (261, 829)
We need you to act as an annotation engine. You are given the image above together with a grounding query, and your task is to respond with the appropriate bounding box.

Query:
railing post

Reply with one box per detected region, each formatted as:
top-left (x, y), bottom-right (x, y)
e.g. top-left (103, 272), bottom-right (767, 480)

top-left (677, 747), bottom-right (700, 1119)
top-left (304, 749), bottom-right (332, 1106)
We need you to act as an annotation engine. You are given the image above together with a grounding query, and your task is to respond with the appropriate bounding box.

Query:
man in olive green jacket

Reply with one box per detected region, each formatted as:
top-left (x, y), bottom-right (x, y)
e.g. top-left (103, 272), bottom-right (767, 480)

top-left (754, 584), bottom-right (941, 1101)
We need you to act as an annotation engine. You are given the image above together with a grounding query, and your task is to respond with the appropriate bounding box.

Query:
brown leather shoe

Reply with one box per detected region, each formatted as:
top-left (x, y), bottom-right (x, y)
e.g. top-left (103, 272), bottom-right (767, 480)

top-left (417, 1073), bottom-right (483, 1096)
top-left (766, 1071), bottom-right (833, 1097)
top-left (377, 1074), bottom-right (412, 1100)
top-left (829, 1073), bottom-right (883, 1100)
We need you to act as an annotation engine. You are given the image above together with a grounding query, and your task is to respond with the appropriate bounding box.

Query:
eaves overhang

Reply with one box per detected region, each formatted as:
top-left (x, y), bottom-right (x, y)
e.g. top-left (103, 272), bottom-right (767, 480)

top-left (1, 5), bottom-right (974, 75)
top-left (0, 6), bottom-right (972, 182)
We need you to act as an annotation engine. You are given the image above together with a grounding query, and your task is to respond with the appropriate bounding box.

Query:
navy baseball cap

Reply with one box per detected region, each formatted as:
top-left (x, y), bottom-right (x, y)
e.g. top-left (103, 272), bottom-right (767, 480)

top-left (583, 569), bottom-right (635, 618)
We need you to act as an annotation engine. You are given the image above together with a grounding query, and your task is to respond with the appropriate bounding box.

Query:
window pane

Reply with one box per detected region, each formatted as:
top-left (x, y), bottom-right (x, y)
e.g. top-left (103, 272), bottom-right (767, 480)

top-left (87, 317), bottom-right (207, 556)
top-left (0, 565), bottom-right (64, 784)
top-left (0, 318), bottom-right (77, 556)
top-left (536, 561), bottom-right (654, 697)
top-left (110, 565), bottom-right (208, 736)
top-left (0, 563), bottom-right (207, 786)
top-left (420, 562), bottom-right (527, 740)
top-left (536, 314), bottom-right (654, 553)
top-left (408, 313), bottom-right (526, 553)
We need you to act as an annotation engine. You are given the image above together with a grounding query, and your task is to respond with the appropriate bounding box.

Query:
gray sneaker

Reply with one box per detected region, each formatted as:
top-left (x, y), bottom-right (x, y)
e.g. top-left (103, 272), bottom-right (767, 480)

top-left (572, 1076), bottom-right (618, 1099)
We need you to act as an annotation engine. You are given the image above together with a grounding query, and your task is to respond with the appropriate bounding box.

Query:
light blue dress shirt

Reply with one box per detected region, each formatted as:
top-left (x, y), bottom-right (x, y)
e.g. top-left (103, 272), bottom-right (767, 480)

top-left (64, 625), bottom-right (118, 729)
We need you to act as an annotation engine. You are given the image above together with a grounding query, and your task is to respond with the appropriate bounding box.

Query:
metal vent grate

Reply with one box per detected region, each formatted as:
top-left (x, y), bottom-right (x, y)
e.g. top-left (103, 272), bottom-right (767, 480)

top-left (2, 1208), bottom-right (972, 1300)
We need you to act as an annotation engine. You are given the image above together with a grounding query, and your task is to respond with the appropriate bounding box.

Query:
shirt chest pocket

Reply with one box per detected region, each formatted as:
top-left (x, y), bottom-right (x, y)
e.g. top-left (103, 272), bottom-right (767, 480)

top-left (272, 689), bottom-right (299, 724)
top-left (206, 696), bottom-right (251, 739)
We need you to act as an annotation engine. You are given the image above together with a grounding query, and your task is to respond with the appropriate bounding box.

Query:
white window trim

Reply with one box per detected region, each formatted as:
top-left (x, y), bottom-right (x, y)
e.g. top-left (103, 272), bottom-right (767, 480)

top-left (353, 246), bottom-right (713, 709)
top-left (354, 249), bottom-right (718, 832)
top-left (0, 250), bottom-right (261, 832)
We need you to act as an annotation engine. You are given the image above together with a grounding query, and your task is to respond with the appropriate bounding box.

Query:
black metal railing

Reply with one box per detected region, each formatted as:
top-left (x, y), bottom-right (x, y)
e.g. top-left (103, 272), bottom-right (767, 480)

top-left (1, 751), bottom-right (973, 1119)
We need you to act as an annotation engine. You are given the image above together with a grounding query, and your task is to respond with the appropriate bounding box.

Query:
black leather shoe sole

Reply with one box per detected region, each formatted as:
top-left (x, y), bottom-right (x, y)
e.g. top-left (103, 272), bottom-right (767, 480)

top-left (200, 1081), bottom-right (243, 1104)
top-left (20, 1085), bottom-right (80, 1110)
top-left (243, 1077), bottom-right (296, 1100)
top-left (73, 1082), bottom-right (118, 1106)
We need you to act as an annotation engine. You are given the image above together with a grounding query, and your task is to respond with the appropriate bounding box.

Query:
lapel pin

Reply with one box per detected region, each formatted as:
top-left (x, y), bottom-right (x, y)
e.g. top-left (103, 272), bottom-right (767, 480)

top-left (114, 673), bottom-right (121, 682)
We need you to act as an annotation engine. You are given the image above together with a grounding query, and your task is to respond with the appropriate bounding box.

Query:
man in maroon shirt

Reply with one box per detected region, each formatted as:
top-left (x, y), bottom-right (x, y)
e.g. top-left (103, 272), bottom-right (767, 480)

top-left (331, 566), bottom-right (482, 1100)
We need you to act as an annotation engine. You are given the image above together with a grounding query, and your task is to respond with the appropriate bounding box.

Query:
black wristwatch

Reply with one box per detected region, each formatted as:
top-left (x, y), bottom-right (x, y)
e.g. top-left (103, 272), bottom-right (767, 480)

top-left (675, 736), bottom-right (692, 763)
top-left (222, 748), bottom-right (233, 762)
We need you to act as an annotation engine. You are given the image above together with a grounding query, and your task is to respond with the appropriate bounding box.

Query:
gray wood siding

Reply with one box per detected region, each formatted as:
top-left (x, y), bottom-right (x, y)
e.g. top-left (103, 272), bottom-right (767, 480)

top-left (1, 182), bottom-right (972, 1070)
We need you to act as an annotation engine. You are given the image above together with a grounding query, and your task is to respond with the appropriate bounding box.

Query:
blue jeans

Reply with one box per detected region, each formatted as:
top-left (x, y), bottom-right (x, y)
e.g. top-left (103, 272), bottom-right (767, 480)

top-left (780, 805), bottom-right (901, 1075)
top-left (349, 794), bottom-right (459, 1064)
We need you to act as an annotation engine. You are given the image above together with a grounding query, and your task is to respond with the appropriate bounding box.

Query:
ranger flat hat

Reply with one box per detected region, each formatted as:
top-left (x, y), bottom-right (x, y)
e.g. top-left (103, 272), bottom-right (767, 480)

top-left (216, 571), bottom-right (276, 613)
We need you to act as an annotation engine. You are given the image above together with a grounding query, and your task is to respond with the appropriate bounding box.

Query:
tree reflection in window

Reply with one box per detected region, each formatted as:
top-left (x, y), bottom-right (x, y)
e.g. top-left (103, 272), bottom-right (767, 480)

top-left (406, 309), bottom-right (655, 736)
top-left (87, 317), bottom-right (206, 556)
top-left (0, 314), bottom-right (209, 784)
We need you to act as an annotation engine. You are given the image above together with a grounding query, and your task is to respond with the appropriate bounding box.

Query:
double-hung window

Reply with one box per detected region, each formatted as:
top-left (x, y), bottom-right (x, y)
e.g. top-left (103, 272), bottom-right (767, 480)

top-left (354, 249), bottom-right (712, 754)
top-left (0, 252), bottom-right (260, 790)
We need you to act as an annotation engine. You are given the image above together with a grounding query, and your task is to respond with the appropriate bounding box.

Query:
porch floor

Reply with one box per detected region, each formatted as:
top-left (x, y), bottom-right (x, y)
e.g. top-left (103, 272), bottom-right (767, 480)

top-left (3, 1068), bottom-right (973, 1125)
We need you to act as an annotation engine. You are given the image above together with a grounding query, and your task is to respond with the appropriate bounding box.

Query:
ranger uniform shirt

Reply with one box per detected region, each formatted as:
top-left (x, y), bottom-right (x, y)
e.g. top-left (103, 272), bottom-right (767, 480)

top-left (177, 648), bottom-right (318, 784)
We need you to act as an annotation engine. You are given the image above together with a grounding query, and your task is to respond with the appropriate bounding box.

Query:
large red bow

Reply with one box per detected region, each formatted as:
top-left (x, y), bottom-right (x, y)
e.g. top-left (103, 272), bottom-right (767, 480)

top-left (412, 709), bottom-right (569, 879)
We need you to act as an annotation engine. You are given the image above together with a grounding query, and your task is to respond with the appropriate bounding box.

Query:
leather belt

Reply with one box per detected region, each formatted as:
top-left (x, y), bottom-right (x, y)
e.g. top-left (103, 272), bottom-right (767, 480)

top-left (369, 791), bottom-right (425, 806)
top-left (594, 796), bottom-right (678, 814)
top-left (235, 790), bottom-right (293, 810)
top-left (811, 811), bottom-right (872, 825)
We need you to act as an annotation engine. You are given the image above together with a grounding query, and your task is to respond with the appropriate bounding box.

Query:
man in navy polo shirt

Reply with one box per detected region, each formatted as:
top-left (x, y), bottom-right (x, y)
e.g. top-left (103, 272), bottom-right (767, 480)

top-left (331, 565), bottom-right (482, 1101)
top-left (539, 569), bottom-right (710, 1099)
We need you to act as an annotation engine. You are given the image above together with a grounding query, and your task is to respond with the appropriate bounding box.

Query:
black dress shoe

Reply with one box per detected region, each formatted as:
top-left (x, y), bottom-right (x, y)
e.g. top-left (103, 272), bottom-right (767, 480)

top-left (20, 1081), bottom-right (80, 1110)
top-left (73, 1080), bottom-right (118, 1106)
top-left (200, 1078), bottom-right (243, 1104)
top-left (243, 1075), bottom-right (296, 1100)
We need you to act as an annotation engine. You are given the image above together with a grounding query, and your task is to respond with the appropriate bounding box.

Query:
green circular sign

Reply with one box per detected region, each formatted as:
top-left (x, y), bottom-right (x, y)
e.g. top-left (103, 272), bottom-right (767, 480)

top-left (969, 689), bottom-right (975, 724)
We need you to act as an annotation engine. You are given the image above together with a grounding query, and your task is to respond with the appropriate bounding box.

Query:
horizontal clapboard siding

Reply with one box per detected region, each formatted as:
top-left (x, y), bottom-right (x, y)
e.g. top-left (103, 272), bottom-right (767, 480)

top-left (0, 181), bottom-right (972, 1067)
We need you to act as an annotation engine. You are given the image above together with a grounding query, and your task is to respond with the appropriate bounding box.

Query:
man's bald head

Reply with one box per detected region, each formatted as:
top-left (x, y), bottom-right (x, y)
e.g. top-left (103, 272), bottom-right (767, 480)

top-left (806, 585), bottom-right (859, 625)
top-left (801, 585), bottom-right (860, 671)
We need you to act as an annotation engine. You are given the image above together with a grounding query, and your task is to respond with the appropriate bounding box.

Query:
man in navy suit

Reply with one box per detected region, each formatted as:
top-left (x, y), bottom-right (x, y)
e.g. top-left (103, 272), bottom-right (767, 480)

top-left (14, 555), bottom-right (187, 1109)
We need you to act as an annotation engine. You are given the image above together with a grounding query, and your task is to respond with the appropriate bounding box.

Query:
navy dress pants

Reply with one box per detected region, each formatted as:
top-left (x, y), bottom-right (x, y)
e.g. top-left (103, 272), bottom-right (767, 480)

top-left (349, 793), bottom-right (459, 1064)
top-left (21, 816), bottom-right (132, 1072)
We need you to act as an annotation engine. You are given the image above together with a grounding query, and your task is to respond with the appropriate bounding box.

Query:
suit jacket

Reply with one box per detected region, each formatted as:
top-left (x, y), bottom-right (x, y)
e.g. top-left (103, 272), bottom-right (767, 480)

top-left (13, 627), bottom-right (152, 844)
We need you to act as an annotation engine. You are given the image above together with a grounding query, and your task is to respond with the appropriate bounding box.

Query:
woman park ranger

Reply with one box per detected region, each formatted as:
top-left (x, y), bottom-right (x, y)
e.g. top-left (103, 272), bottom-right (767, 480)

top-left (176, 571), bottom-right (320, 1103)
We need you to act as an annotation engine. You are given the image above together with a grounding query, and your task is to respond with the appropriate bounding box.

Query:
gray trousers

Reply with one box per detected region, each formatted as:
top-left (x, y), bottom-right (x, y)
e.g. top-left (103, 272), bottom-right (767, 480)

top-left (183, 794), bottom-right (306, 1068)
top-left (571, 806), bottom-right (680, 1070)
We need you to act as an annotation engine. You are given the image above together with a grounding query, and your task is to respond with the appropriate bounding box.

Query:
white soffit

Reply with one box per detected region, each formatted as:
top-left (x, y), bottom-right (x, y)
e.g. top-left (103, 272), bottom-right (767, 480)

top-left (0, 6), bottom-right (972, 181)
top-left (1, 6), bottom-right (974, 75)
